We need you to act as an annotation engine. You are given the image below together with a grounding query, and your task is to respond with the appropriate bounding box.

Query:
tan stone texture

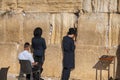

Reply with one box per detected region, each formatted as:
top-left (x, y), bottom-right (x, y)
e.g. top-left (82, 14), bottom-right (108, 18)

top-left (91, 0), bottom-right (117, 12)
top-left (0, 0), bottom-right (2, 9)
top-left (78, 13), bottom-right (108, 46)
top-left (109, 0), bottom-right (118, 12)
top-left (49, 13), bottom-right (76, 44)
top-left (82, 0), bottom-right (92, 12)
top-left (0, 16), bottom-right (6, 42)
top-left (0, 0), bottom-right (119, 80)
top-left (5, 14), bottom-right (23, 43)
top-left (1, 0), bottom-right (17, 10)
top-left (118, 0), bottom-right (120, 12)
top-left (17, 0), bottom-right (82, 12)
top-left (0, 43), bottom-right (19, 74)
top-left (0, 0), bottom-right (118, 13)
top-left (110, 14), bottom-right (120, 46)
top-left (82, 0), bottom-right (118, 12)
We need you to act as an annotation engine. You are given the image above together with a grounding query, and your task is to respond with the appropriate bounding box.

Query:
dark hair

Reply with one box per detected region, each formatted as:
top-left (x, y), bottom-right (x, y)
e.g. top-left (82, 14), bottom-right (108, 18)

top-left (33, 27), bottom-right (42, 37)
top-left (24, 42), bottom-right (30, 48)
top-left (67, 28), bottom-right (76, 35)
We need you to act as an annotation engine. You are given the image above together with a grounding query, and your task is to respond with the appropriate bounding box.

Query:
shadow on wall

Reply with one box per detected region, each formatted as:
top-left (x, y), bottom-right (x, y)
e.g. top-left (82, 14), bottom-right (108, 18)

top-left (116, 29), bottom-right (120, 79)
top-left (116, 45), bottom-right (120, 79)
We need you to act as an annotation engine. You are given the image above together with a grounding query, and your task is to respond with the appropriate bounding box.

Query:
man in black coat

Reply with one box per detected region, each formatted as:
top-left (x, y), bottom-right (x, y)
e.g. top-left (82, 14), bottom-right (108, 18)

top-left (61, 28), bottom-right (76, 80)
top-left (32, 27), bottom-right (47, 80)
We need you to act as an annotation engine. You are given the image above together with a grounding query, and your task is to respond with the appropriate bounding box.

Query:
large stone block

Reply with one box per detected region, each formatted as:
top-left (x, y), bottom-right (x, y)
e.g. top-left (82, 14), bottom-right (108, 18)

top-left (62, 13), bottom-right (77, 35)
top-left (47, 0), bottom-right (82, 3)
top-left (0, 43), bottom-right (19, 74)
top-left (5, 14), bottom-right (23, 43)
top-left (110, 14), bottom-right (120, 46)
top-left (82, 0), bottom-right (92, 12)
top-left (18, 0), bottom-right (47, 3)
top-left (109, 0), bottom-right (118, 12)
top-left (0, 15), bottom-right (6, 42)
top-left (91, 0), bottom-right (117, 12)
top-left (23, 13), bottom-right (50, 43)
top-left (118, 0), bottom-right (120, 12)
top-left (78, 13), bottom-right (108, 46)
top-left (1, 0), bottom-right (17, 10)
top-left (0, 0), bottom-right (2, 9)
top-left (49, 14), bottom-right (63, 44)
top-left (17, 0), bottom-right (82, 12)
top-left (49, 13), bottom-right (76, 44)
top-left (48, 3), bottom-right (82, 12)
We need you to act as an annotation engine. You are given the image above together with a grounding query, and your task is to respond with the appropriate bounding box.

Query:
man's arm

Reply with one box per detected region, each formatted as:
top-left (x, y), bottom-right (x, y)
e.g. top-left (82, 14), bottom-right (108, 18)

top-left (32, 62), bottom-right (38, 66)
top-left (28, 53), bottom-right (38, 66)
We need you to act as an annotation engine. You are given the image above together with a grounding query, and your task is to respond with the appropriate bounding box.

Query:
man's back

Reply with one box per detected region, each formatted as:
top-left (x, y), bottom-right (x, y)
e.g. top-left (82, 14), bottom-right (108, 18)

top-left (18, 50), bottom-right (34, 64)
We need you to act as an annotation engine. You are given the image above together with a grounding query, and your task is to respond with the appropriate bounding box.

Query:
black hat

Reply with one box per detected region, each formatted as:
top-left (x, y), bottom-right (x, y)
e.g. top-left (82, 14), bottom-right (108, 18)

top-left (68, 28), bottom-right (76, 35)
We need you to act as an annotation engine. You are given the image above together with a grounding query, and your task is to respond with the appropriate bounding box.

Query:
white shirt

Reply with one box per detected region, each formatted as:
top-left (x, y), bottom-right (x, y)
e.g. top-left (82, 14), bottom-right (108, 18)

top-left (18, 50), bottom-right (34, 64)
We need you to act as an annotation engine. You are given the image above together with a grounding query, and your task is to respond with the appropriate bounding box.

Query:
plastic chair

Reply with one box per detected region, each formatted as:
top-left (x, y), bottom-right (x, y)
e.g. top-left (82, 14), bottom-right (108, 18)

top-left (0, 66), bottom-right (10, 80)
top-left (19, 60), bottom-right (33, 80)
top-left (19, 60), bottom-right (40, 80)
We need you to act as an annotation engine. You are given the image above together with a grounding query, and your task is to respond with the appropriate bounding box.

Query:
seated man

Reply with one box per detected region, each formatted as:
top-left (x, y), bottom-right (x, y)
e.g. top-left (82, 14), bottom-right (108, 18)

top-left (18, 42), bottom-right (38, 80)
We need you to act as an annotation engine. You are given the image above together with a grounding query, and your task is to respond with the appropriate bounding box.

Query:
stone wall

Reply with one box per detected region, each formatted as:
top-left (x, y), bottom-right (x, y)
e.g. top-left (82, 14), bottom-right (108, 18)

top-left (0, 0), bottom-right (120, 80)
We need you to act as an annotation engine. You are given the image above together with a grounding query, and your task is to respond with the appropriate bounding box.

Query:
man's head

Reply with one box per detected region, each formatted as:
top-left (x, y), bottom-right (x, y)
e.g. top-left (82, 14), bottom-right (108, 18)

top-left (24, 42), bottom-right (30, 51)
top-left (34, 27), bottom-right (42, 37)
top-left (67, 28), bottom-right (76, 38)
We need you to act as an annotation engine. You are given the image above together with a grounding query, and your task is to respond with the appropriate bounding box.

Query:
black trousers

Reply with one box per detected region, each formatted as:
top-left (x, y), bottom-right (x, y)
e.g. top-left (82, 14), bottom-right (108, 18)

top-left (33, 55), bottom-right (44, 77)
top-left (26, 74), bottom-right (30, 80)
top-left (26, 67), bottom-right (40, 80)
top-left (61, 67), bottom-right (71, 80)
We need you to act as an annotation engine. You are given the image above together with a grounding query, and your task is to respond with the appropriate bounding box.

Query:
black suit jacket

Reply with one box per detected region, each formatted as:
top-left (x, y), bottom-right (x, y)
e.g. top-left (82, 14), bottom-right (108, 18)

top-left (32, 37), bottom-right (46, 56)
top-left (62, 36), bottom-right (75, 69)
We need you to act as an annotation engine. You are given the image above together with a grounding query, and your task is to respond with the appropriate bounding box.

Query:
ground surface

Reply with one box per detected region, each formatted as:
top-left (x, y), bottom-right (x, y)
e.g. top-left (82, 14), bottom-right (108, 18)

top-left (8, 76), bottom-right (80, 80)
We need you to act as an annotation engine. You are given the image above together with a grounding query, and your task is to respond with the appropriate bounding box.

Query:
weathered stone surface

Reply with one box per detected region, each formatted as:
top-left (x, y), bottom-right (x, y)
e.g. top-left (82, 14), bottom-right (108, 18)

top-left (0, 0), bottom-right (2, 9)
top-left (82, 0), bottom-right (92, 12)
top-left (0, 43), bottom-right (19, 74)
top-left (91, 0), bottom-right (117, 12)
top-left (49, 13), bottom-right (76, 44)
top-left (0, 0), bottom-right (118, 13)
top-left (0, 0), bottom-right (119, 80)
top-left (17, 0), bottom-right (82, 12)
top-left (82, 0), bottom-right (118, 12)
top-left (110, 14), bottom-right (120, 78)
top-left (47, 0), bottom-right (82, 3)
top-left (49, 14), bottom-right (62, 44)
top-left (5, 14), bottom-right (23, 43)
top-left (1, 0), bottom-right (17, 10)
top-left (118, 0), bottom-right (120, 12)
top-left (109, 0), bottom-right (118, 12)
top-left (110, 14), bottom-right (120, 46)
top-left (0, 15), bottom-right (6, 42)
top-left (18, 0), bottom-right (82, 3)
top-left (62, 13), bottom-right (77, 35)
top-left (18, 0), bottom-right (47, 3)
top-left (78, 13), bottom-right (108, 46)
